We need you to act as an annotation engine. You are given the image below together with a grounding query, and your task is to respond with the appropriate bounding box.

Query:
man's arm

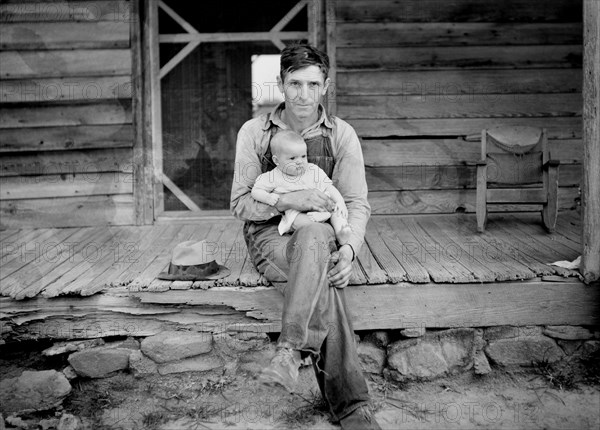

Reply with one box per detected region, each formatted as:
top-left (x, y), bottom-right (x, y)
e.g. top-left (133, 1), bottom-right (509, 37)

top-left (331, 119), bottom-right (371, 256)
top-left (321, 179), bottom-right (348, 218)
top-left (230, 127), bottom-right (281, 221)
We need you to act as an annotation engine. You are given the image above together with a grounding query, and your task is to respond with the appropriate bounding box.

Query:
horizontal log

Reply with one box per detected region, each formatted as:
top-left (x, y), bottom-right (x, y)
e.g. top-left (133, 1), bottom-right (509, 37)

top-left (338, 93), bottom-right (582, 120)
top-left (337, 22), bottom-right (583, 47)
top-left (3, 279), bottom-right (597, 336)
top-left (487, 188), bottom-right (547, 204)
top-left (336, 69), bottom-right (582, 95)
top-left (0, 194), bottom-right (134, 228)
top-left (160, 31), bottom-right (309, 43)
top-left (0, 1), bottom-right (131, 22)
top-left (0, 21), bottom-right (129, 50)
top-left (366, 164), bottom-right (582, 191)
top-left (337, 45), bottom-right (582, 70)
top-left (0, 49), bottom-right (132, 79)
top-left (0, 148), bottom-right (133, 177)
top-left (0, 172), bottom-right (132, 199)
top-left (335, 0), bottom-right (582, 23)
top-left (348, 117), bottom-right (582, 138)
top-left (0, 124), bottom-right (133, 152)
top-left (0, 100), bottom-right (132, 128)
top-left (129, 279), bottom-right (598, 331)
top-left (368, 187), bottom-right (578, 215)
top-left (362, 139), bottom-right (583, 166)
top-left (1, 76), bottom-right (132, 103)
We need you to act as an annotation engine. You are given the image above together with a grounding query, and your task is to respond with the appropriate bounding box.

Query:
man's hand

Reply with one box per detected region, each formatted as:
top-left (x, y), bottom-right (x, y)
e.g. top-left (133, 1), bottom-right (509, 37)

top-left (276, 189), bottom-right (335, 213)
top-left (327, 244), bottom-right (354, 288)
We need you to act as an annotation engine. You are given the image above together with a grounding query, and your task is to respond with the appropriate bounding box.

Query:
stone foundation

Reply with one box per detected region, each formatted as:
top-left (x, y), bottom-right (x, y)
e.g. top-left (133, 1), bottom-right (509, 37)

top-left (361, 325), bottom-right (600, 382)
top-left (1, 324), bottom-right (598, 417)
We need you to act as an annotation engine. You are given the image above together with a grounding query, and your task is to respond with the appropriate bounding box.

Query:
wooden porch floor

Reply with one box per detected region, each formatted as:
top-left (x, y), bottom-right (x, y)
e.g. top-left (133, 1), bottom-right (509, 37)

top-left (0, 211), bottom-right (582, 301)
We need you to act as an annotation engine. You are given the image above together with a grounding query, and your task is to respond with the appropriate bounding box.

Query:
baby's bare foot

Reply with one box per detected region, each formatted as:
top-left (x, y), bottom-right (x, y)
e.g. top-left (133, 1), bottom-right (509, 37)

top-left (307, 211), bottom-right (331, 223)
top-left (336, 225), bottom-right (353, 245)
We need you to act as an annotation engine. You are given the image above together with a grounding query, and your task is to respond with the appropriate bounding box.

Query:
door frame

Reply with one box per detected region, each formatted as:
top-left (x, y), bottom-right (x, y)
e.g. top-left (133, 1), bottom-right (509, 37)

top-left (134, 0), bottom-right (326, 224)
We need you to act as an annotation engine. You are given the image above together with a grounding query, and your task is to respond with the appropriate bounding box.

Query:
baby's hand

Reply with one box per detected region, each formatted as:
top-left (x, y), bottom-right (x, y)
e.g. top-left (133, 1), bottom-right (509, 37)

top-left (266, 194), bottom-right (279, 206)
top-left (336, 204), bottom-right (348, 220)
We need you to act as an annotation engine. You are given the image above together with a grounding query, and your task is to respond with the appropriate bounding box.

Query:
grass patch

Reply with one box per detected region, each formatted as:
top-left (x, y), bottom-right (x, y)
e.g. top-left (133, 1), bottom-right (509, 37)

top-left (276, 390), bottom-right (329, 429)
top-left (141, 410), bottom-right (167, 430)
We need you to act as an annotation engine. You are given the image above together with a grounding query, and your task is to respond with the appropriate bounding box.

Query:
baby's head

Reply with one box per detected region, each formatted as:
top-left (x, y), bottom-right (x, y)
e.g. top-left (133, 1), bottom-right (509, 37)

top-left (271, 130), bottom-right (308, 176)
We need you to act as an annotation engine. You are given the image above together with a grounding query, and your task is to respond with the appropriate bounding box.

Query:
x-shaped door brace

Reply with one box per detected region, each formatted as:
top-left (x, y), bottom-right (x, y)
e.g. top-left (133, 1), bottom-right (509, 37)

top-left (157, 0), bottom-right (309, 210)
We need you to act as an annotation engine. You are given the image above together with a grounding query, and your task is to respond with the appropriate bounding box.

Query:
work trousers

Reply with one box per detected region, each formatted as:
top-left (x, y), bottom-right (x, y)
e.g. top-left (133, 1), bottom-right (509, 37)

top-left (244, 220), bottom-right (370, 421)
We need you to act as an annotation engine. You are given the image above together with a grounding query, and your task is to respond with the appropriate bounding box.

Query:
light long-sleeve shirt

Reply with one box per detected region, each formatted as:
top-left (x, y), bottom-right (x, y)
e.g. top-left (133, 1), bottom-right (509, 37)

top-left (230, 103), bottom-right (371, 255)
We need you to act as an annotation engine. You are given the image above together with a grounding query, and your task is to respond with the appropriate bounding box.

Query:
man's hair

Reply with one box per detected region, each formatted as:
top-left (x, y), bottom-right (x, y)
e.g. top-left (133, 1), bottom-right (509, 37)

top-left (271, 130), bottom-right (306, 157)
top-left (280, 42), bottom-right (329, 82)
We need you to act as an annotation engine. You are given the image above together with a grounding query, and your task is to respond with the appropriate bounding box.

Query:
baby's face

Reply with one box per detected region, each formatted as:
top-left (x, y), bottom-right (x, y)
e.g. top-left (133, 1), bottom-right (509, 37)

top-left (275, 141), bottom-right (308, 176)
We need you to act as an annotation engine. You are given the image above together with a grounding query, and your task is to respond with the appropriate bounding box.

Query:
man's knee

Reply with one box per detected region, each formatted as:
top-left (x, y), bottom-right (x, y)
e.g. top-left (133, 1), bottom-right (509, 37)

top-left (293, 222), bottom-right (335, 243)
top-left (287, 223), bottom-right (336, 265)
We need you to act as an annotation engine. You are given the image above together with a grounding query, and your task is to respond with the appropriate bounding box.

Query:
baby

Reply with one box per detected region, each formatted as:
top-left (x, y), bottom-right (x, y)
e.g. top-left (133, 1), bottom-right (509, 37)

top-left (251, 130), bottom-right (353, 245)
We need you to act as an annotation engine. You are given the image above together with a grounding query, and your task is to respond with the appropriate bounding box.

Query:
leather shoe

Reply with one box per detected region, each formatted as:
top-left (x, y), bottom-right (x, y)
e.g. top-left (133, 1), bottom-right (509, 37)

top-left (340, 405), bottom-right (381, 430)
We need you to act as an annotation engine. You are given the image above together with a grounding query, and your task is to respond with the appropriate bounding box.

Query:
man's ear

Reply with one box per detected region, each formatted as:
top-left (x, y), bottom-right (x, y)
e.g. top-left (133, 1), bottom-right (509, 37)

top-left (323, 77), bottom-right (331, 97)
top-left (277, 75), bottom-right (284, 95)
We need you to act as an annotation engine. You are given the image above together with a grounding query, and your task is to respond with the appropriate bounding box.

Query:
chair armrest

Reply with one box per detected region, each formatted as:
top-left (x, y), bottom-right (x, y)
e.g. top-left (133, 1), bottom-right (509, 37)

top-left (464, 159), bottom-right (487, 166)
top-left (544, 159), bottom-right (560, 168)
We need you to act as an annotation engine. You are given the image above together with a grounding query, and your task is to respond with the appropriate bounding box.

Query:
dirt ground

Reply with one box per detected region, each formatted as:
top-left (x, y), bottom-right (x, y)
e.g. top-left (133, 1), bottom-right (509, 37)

top-left (1, 341), bottom-right (599, 430)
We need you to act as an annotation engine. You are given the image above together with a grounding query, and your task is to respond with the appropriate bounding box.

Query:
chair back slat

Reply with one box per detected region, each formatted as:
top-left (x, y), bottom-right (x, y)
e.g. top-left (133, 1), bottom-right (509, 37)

top-left (487, 152), bottom-right (543, 184)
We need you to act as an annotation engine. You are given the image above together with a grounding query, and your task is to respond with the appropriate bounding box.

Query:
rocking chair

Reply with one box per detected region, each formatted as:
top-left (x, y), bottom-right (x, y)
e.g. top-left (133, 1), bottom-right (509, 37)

top-left (475, 125), bottom-right (560, 233)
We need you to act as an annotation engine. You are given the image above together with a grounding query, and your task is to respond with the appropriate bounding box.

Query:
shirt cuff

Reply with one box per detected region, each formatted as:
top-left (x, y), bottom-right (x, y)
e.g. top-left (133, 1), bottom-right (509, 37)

top-left (346, 235), bottom-right (363, 261)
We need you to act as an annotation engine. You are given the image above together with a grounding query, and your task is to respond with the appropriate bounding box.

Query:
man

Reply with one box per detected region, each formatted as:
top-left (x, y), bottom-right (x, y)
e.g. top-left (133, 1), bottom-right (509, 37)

top-left (230, 42), bottom-right (380, 430)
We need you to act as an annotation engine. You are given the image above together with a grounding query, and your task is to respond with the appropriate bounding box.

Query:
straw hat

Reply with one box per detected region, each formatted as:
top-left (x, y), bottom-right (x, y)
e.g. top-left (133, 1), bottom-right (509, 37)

top-left (157, 240), bottom-right (230, 281)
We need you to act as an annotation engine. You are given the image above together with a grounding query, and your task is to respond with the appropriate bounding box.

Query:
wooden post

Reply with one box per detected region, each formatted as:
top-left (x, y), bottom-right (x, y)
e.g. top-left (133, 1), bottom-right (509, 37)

top-left (308, 0), bottom-right (326, 51)
top-left (325, 0), bottom-right (336, 116)
top-left (142, 0), bottom-right (164, 217)
top-left (132, 0), bottom-right (154, 224)
top-left (582, 0), bottom-right (600, 283)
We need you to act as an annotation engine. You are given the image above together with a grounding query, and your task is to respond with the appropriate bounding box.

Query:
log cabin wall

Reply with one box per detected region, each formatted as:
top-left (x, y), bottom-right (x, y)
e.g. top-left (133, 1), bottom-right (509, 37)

top-left (332, 0), bottom-right (583, 215)
top-left (0, 0), bottom-right (135, 228)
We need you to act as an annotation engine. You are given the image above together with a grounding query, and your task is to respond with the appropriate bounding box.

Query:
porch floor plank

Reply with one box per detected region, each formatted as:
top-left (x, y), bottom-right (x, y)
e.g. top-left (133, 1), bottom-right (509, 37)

top-left (350, 258), bottom-right (368, 285)
top-left (434, 216), bottom-right (536, 281)
top-left (420, 217), bottom-right (515, 282)
top-left (508, 214), bottom-right (582, 254)
top-left (555, 211), bottom-right (582, 239)
top-left (1, 228), bottom-right (60, 279)
top-left (0, 228), bottom-right (23, 242)
top-left (0, 212), bottom-right (584, 300)
top-left (499, 215), bottom-right (581, 266)
top-left (356, 237), bottom-right (388, 284)
top-left (4, 227), bottom-right (104, 299)
top-left (395, 217), bottom-right (476, 283)
top-left (416, 217), bottom-right (496, 282)
top-left (485, 216), bottom-right (577, 277)
top-left (65, 226), bottom-right (147, 297)
top-left (215, 224), bottom-right (246, 286)
top-left (366, 218), bottom-right (410, 283)
top-left (84, 225), bottom-right (159, 290)
top-left (39, 227), bottom-right (125, 299)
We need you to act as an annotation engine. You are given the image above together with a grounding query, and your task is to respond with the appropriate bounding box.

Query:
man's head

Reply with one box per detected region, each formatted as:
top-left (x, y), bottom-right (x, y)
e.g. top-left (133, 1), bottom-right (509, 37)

top-left (271, 130), bottom-right (308, 176)
top-left (277, 43), bottom-right (330, 123)
top-left (279, 42), bottom-right (329, 82)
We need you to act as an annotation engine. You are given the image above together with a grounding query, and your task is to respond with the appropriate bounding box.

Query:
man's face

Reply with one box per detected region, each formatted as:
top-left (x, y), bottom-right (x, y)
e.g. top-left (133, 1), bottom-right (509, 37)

top-left (278, 65), bottom-right (330, 121)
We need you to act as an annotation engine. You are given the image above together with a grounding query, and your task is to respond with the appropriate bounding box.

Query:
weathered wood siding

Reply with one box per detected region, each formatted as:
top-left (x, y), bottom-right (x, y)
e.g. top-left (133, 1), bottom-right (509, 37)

top-left (333, 0), bottom-right (583, 215)
top-left (0, 0), bottom-right (134, 227)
